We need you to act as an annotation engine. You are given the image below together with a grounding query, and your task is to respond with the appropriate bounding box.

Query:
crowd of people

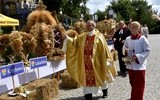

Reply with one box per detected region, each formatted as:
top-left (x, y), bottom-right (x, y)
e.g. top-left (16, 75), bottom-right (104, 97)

top-left (61, 19), bottom-right (150, 100)
top-left (4, 0), bottom-right (35, 19)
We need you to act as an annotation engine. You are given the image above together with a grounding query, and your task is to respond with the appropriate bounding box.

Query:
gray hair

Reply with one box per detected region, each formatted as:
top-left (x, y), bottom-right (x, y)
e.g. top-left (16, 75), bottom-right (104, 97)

top-left (87, 20), bottom-right (96, 27)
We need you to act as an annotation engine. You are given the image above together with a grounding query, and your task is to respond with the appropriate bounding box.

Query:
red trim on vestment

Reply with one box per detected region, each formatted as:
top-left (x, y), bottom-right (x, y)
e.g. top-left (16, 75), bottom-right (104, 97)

top-left (84, 35), bottom-right (96, 86)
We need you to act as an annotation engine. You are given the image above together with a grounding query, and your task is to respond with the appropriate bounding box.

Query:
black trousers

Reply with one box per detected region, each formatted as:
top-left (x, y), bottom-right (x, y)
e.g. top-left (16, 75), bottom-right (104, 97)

top-left (118, 50), bottom-right (127, 73)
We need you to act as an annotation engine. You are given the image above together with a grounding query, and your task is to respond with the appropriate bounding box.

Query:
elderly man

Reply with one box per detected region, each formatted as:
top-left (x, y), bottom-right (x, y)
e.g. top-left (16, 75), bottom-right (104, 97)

top-left (112, 20), bottom-right (131, 77)
top-left (123, 21), bottom-right (151, 100)
top-left (63, 20), bottom-right (117, 100)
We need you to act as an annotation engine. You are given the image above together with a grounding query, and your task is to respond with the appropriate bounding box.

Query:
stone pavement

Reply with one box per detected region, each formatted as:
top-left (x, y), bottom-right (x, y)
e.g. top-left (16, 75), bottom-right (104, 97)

top-left (54, 35), bottom-right (160, 100)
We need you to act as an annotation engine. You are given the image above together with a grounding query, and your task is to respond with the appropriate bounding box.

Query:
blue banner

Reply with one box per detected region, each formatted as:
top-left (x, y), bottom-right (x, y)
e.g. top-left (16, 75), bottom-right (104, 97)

top-left (0, 61), bottom-right (24, 79)
top-left (30, 56), bottom-right (47, 69)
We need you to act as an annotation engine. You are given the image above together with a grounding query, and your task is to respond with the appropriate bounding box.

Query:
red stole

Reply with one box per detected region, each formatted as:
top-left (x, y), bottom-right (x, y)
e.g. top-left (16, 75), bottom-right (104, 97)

top-left (84, 35), bottom-right (96, 86)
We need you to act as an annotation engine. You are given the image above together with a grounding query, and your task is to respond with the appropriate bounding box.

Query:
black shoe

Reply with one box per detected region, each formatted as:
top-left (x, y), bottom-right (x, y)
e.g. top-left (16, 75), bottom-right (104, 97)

top-left (84, 93), bottom-right (92, 100)
top-left (102, 88), bottom-right (108, 98)
top-left (118, 71), bottom-right (126, 76)
top-left (121, 73), bottom-right (127, 77)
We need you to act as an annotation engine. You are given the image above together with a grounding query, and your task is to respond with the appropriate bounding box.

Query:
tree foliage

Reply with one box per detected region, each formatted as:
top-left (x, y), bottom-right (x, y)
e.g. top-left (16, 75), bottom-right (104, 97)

top-left (110, 0), bottom-right (133, 22)
top-left (61, 0), bottom-right (89, 18)
top-left (110, 0), bottom-right (160, 34)
top-left (131, 0), bottom-right (153, 25)
top-left (42, 0), bottom-right (160, 34)
top-left (110, 0), bottom-right (153, 23)
top-left (95, 10), bottom-right (106, 22)
top-left (42, 0), bottom-right (90, 21)
top-left (42, 0), bottom-right (62, 13)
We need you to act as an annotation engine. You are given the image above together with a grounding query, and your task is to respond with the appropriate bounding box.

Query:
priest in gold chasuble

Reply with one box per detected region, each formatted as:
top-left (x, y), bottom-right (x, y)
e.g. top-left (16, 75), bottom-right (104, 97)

top-left (64, 20), bottom-right (117, 100)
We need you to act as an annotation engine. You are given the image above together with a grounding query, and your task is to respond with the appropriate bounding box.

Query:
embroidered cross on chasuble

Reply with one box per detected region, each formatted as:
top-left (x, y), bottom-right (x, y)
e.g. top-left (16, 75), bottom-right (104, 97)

top-left (84, 35), bottom-right (96, 86)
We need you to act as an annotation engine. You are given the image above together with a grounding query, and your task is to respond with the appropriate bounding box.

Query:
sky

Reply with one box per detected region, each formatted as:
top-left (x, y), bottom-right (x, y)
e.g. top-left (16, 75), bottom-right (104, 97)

top-left (86, 0), bottom-right (160, 14)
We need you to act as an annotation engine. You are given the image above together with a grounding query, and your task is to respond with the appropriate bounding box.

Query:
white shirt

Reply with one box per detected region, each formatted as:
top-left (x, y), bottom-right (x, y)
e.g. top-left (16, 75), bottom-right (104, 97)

top-left (83, 81), bottom-right (108, 95)
top-left (119, 29), bottom-right (123, 34)
top-left (88, 29), bottom-right (95, 36)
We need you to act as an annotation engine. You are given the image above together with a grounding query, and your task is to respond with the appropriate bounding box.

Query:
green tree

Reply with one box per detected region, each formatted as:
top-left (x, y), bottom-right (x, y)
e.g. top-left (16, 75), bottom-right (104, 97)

top-left (110, 0), bottom-right (133, 22)
top-left (95, 10), bottom-right (106, 21)
top-left (110, 0), bottom-right (156, 32)
top-left (110, 0), bottom-right (153, 24)
top-left (42, 0), bottom-right (89, 19)
top-left (131, 0), bottom-right (153, 25)
top-left (61, 0), bottom-right (90, 19)
top-left (42, 0), bottom-right (91, 25)
top-left (42, 0), bottom-right (62, 13)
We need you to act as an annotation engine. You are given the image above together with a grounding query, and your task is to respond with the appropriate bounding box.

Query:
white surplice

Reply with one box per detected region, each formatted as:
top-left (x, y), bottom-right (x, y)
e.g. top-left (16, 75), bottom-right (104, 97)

top-left (122, 35), bottom-right (151, 70)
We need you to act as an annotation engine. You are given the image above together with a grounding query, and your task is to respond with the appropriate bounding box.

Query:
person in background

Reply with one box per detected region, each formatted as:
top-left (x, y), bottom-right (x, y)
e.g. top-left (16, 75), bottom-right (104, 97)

top-left (23, 0), bottom-right (29, 18)
top-left (112, 20), bottom-right (131, 77)
top-left (127, 21), bottom-right (132, 30)
top-left (63, 20), bottom-right (117, 100)
top-left (123, 21), bottom-right (151, 100)
top-left (5, 2), bottom-right (10, 16)
top-left (141, 24), bottom-right (149, 38)
top-left (16, 0), bottom-right (22, 18)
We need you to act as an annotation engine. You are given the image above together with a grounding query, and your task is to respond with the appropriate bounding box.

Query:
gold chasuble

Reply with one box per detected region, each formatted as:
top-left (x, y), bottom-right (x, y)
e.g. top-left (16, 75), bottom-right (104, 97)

top-left (66, 29), bottom-right (117, 87)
